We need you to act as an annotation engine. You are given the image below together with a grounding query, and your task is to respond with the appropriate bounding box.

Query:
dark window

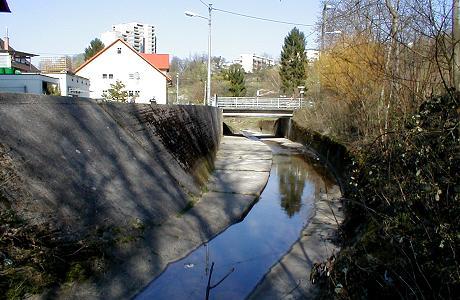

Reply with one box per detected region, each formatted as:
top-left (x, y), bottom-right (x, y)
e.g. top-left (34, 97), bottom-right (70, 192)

top-left (109, 74), bottom-right (113, 79)
top-left (102, 74), bottom-right (107, 79)
top-left (117, 47), bottom-right (122, 54)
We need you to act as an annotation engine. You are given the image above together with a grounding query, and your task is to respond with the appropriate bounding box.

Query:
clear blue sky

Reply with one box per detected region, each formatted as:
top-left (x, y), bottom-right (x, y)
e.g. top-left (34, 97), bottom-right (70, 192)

top-left (0, 0), bottom-right (322, 61)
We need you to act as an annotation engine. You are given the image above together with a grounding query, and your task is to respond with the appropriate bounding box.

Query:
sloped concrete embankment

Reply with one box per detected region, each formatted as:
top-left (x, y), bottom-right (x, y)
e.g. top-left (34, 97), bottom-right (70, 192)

top-left (0, 93), bottom-right (220, 236)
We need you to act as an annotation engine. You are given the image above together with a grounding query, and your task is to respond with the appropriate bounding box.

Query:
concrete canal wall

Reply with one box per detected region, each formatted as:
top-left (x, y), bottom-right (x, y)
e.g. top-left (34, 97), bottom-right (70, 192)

top-left (0, 93), bottom-right (222, 237)
top-left (275, 117), bottom-right (352, 190)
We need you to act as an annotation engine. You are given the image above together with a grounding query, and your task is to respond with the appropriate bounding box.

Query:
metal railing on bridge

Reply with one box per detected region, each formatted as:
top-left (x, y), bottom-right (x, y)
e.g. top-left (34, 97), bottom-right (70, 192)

top-left (217, 97), bottom-right (309, 110)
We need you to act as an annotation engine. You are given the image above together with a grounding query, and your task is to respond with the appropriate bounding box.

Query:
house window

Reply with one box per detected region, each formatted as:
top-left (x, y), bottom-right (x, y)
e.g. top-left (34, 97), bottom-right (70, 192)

top-left (129, 72), bottom-right (140, 80)
top-left (109, 74), bottom-right (113, 79)
top-left (117, 47), bottom-right (122, 54)
top-left (102, 74), bottom-right (107, 79)
top-left (128, 91), bottom-right (134, 97)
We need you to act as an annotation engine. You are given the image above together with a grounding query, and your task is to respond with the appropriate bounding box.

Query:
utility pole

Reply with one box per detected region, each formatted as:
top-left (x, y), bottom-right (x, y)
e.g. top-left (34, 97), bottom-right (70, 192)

top-left (453, 0), bottom-right (460, 91)
top-left (321, 3), bottom-right (326, 54)
top-left (184, 3), bottom-right (213, 105)
top-left (176, 73), bottom-right (179, 104)
top-left (207, 3), bottom-right (212, 105)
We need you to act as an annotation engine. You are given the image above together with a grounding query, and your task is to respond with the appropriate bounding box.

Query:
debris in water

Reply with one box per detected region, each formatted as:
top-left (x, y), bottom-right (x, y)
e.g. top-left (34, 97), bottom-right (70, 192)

top-left (184, 263), bottom-right (194, 269)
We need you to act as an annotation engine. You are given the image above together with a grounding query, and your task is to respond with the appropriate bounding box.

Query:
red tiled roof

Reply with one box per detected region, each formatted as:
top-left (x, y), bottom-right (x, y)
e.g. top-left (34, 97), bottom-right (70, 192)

top-left (139, 53), bottom-right (169, 71)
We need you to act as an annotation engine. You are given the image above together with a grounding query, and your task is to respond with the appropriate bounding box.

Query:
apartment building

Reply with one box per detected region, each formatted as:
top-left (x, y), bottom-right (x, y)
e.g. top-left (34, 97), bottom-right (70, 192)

top-left (101, 22), bottom-right (157, 54)
top-left (233, 54), bottom-right (275, 73)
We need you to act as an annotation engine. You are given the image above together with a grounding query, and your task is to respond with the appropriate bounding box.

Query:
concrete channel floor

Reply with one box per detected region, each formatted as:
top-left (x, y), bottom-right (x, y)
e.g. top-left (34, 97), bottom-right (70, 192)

top-left (54, 136), bottom-right (273, 300)
top-left (248, 137), bottom-right (344, 300)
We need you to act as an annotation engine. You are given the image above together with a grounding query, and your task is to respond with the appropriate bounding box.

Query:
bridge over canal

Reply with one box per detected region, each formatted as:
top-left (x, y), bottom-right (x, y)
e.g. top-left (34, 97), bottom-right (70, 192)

top-left (216, 96), bottom-right (311, 117)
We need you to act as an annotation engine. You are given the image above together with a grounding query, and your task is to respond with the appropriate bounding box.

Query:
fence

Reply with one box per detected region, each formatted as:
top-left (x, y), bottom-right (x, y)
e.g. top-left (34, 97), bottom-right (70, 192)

top-left (216, 97), bottom-right (309, 110)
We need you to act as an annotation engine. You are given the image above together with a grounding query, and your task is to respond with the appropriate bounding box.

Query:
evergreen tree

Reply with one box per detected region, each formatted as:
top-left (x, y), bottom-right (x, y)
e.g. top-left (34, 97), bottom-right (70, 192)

top-left (279, 27), bottom-right (307, 96)
top-left (225, 64), bottom-right (246, 97)
top-left (102, 80), bottom-right (128, 102)
top-left (84, 38), bottom-right (105, 61)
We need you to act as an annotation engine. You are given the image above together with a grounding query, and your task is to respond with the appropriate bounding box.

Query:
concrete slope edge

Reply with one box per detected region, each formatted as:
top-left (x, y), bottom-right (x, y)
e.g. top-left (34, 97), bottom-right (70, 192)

top-left (59, 136), bottom-right (273, 299)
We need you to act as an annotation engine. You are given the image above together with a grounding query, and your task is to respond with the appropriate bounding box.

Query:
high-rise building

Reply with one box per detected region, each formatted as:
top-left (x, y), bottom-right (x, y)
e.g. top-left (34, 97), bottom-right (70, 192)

top-left (101, 22), bottom-right (157, 54)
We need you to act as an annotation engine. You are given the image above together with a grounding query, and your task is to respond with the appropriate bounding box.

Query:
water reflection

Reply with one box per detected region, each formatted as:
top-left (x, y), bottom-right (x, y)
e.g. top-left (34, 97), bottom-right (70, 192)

top-left (277, 156), bottom-right (307, 217)
top-left (135, 140), bottom-right (336, 300)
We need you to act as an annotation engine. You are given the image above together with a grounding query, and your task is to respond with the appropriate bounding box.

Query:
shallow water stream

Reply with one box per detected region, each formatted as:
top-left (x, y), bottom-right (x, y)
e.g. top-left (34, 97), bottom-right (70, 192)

top-left (135, 139), bottom-right (334, 299)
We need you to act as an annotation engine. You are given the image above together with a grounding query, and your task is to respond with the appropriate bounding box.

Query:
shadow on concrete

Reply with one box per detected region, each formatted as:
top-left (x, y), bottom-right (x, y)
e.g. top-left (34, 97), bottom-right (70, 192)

top-left (0, 94), bottom-right (227, 299)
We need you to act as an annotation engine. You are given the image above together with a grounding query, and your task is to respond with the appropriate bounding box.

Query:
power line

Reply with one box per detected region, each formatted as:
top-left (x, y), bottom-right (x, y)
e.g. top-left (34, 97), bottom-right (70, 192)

top-left (199, 0), bottom-right (209, 8)
top-left (212, 7), bottom-right (315, 27)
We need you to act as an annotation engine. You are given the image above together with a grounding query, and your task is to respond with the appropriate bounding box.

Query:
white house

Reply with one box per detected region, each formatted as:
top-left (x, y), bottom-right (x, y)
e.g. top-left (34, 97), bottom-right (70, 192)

top-left (44, 72), bottom-right (90, 97)
top-left (0, 72), bottom-right (90, 97)
top-left (0, 74), bottom-right (59, 94)
top-left (75, 39), bottom-right (169, 104)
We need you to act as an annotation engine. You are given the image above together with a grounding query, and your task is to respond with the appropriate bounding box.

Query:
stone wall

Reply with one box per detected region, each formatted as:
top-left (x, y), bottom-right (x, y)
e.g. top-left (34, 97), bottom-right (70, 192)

top-left (0, 93), bottom-right (222, 236)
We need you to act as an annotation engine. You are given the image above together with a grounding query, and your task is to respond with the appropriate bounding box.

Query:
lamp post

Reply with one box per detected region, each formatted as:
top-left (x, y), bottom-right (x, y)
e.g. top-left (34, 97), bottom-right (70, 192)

top-left (185, 4), bottom-right (213, 105)
top-left (176, 73), bottom-right (179, 104)
top-left (320, 3), bottom-right (335, 54)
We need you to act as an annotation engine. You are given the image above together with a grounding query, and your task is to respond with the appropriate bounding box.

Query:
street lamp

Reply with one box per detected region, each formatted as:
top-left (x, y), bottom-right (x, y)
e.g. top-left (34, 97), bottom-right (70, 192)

top-left (176, 73), bottom-right (179, 104)
top-left (321, 3), bottom-right (336, 53)
top-left (185, 4), bottom-right (213, 106)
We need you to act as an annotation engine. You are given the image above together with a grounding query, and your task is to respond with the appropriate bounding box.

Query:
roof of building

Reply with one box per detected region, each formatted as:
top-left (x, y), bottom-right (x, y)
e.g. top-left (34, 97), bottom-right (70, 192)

top-left (75, 39), bottom-right (171, 80)
top-left (0, 38), bottom-right (40, 72)
top-left (0, 0), bottom-right (11, 13)
top-left (139, 53), bottom-right (169, 71)
top-left (0, 38), bottom-right (37, 57)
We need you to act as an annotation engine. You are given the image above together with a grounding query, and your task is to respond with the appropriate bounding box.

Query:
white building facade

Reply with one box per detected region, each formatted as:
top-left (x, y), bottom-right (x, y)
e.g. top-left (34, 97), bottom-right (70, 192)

top-left (233, 54), bottom-right (275, 73)
top-left (44, 73), bottom-right (90, 97)
top-left (0, 74), bottom-right (59, 94)
top-left (101, 22), bottom-right (156, 54)
top-left (75, 39), bottom-right (169, 104)
top-left (0, 73), bottom-right (89, 97)
top-left (306, 50), bottom-right (319, 62)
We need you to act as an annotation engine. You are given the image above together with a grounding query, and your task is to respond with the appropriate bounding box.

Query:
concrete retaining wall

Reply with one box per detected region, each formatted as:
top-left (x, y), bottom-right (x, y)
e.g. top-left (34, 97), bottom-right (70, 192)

top-left (0, 92), bottom-right (222, 236)
top-left (275, 117), bottom-right (351, 190)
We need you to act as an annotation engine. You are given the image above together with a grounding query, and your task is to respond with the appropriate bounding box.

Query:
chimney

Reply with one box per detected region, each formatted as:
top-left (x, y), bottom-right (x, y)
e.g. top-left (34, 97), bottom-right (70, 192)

top-left (4, 27), bottom-right (9, 50)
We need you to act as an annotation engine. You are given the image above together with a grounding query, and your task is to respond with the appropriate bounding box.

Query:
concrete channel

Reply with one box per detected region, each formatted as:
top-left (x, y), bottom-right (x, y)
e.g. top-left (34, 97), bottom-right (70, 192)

top-left (134, 135), bottom-right (343, 299)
